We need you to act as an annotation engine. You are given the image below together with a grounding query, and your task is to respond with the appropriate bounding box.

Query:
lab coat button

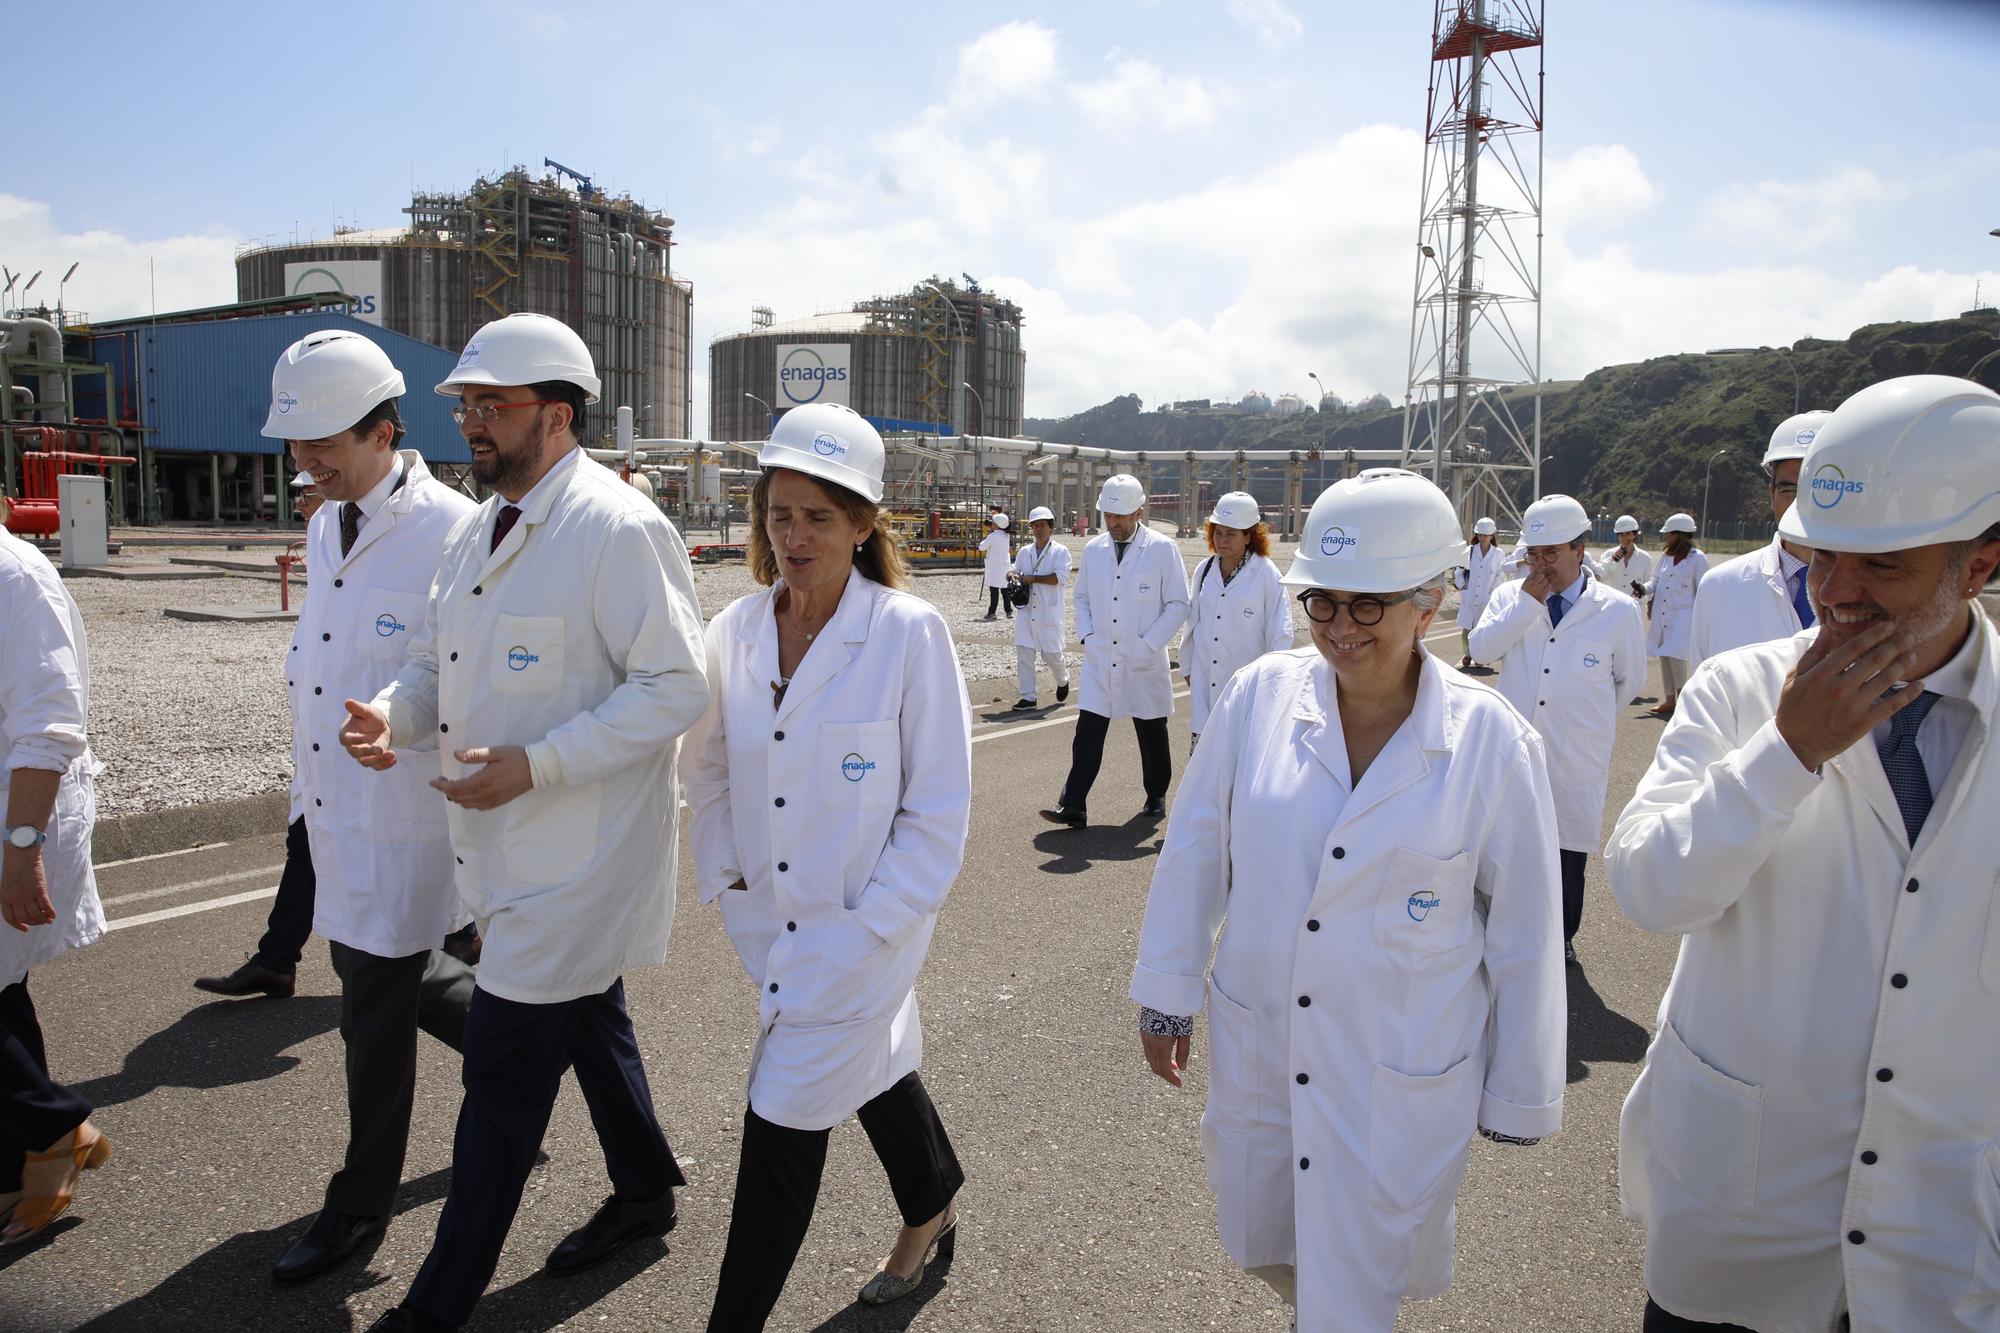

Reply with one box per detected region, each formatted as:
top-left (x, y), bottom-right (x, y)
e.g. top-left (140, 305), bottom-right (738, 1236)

top-left (334, 578), bottom-right (343, 588)
top-left (1890, 973), bottom-right (1907, 988)
top-left (314, 798), bottom-right (322, 807)
top-left (768, 983), bottom-right (779, 994)
top-left (312, 743), bottom-right (320, 752)
top-left (473, 586), bottom-right (483, 595)
top-left (775, 797), bottom-right (785, 808)
top-left (1848, 1230), bottom-right (1865, 1245)
top-left (1306, 919), bottom-right (1320, 931)
top-left (439, 723), bottom-right (449, 733)
top-left (1860, 1150), bottom-right (1879, 1165)
top-left (1905, 879), bottom-right (1919, 893)
top-left (1296, 1072), bottom-right (1308, 1085)
top-left (314, 687), bottom-right (323, 695)
top-left (322, 633), bottom-right (331, 642)
top-left (1299, 1157), bottom-right (1310, 1170)
top-left (774, 730), bottom-right (785, 741)
top-left (1875, 1068), bottom-right (1892, 1082)
top-left (777, 862), bottom-right (788, 872)
top-left (1297, 995), bottom-right (1311, 1008)
top-left (786, 921), bottom-right (796, 931)
top-left (456, 857), bottom-right (463, 865)
top-left (450, 652), bottom-right (458, 662)
top-left (1331, 847), bottom-right (1345, 859)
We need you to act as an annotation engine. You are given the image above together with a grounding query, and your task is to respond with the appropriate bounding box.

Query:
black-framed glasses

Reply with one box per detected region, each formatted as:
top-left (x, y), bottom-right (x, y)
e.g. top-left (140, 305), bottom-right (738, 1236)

top-left (450, 399), bottom-right (563, 425)
top-left (1296, 589), bottom-right (1415, 625)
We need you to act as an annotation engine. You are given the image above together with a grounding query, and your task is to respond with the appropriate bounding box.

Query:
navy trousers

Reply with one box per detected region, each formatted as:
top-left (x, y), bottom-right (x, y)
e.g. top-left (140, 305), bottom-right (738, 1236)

top-left (404, 978), bottom-right (684, 1328)
top-left (0, 978), bottom-right (92, 1193)
top-left (1059, 709), bottom-right (1172, 811)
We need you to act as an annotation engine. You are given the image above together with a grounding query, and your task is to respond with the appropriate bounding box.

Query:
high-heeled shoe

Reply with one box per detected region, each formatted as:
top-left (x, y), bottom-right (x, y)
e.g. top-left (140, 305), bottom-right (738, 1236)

top-left (2, 1123), bottom-right (111, 1244)
top-left (856, 1208), bottom-right (957, 1306)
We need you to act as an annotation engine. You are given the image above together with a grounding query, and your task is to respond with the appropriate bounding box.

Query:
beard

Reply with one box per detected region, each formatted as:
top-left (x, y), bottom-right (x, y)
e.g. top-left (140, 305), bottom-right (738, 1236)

top-left (468, 416), bottom-right (543, 494)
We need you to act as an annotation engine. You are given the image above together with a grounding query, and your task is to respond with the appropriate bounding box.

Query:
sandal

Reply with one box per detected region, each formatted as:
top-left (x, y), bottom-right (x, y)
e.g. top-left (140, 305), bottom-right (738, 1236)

top-left (2, 1123), bottom-right (111, 1244)
top-left (857, 1206), bottom-right (957, 1306)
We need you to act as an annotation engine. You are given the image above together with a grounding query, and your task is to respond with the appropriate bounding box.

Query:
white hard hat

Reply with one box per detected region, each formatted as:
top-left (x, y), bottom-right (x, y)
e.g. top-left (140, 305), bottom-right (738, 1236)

top-left (1097, 474), bottom-right (1146, 516)
top-left (991, 513), bottom-right (1010, 530)
top-left (1027, 506), bottom-right (1055, 524)
top-left (1472, 517), bottom-right (1497, 536)
top-left (1283, 469), bottom-right (1462, 593)
top-left (1661, 512), bottom-right (1698, 534)
top-left (1208, 491), bottom-right (1261, 529)
top-left (1778, 374), bottom-right (2000, 554)
top-left (261, 330), bottom-right (404, 441)
top-left (1613, 514), bottom-right (1640, 534)
top-left (1762, 409), bottom-right (1833, 474)
top-left (290, 469), bottom-right (315, 489)
top-left (1519, 494), bottom-right (1591, 545)
top-left (758, 402), bottom-right (885, 504)
top-left (435, 312), bottom-right (601, 403)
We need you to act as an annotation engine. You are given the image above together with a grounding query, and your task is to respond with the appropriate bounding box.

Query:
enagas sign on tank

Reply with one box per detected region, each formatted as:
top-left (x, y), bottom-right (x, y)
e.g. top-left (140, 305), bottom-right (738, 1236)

top-left (776, 344), bottom-right (851, 408)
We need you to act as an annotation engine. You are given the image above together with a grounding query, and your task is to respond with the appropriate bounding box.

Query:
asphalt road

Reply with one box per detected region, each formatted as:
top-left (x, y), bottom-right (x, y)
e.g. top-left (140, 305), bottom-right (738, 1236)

top-left (1, 627), bottom-right (1686, 1333)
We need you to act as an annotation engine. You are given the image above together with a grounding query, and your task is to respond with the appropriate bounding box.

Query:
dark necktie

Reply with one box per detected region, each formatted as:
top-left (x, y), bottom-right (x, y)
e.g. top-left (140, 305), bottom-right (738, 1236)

top-left (1790, 568), bottom-right (1815, 629)
top-left (1877, 689), bottom-right (1939, 846)
top-left (1547, 591), bottom-right (1566, 628)
top-left (491, 504), bottom-right (522, 554)
top-left (1115, 540), bottom-right (1129, 565)
top-left (339, 502), bottom-right (362, 557)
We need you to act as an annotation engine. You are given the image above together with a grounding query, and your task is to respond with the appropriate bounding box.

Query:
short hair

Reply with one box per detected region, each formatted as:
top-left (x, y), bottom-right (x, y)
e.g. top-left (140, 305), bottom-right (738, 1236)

top-left (1947, 521), bottom-right (2000, 588)
top-left (350, 397), bottom-right (405, 450)
top-left (747, 469), bottom-right (910, 591)
top-left (1206, 520), bottom-right (1272, 558)
top-left (529, 380), bottom-right (590, 440)
top-left (1411, 569), bottom-right (1453, 614)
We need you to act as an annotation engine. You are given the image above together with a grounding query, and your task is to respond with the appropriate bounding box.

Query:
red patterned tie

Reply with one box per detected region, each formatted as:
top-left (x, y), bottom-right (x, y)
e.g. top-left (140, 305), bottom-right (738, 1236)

top-left (490, 505), bottom-right (522, 554)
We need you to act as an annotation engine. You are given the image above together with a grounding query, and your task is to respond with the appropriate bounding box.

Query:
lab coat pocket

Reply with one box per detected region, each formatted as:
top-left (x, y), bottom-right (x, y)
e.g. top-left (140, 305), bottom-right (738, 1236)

top-left (1642, 1018), bottom-right (1763, 1219)
top-left (1980, 876), bottom-right (2000, 994)
top-left (492, 614), bottom-right (566, 696)
top-left (1972, 1142), bottom-right (2000, 1306)
top-left (499, 781), bottom-right (600, 886)
top-left (1569, 638), bottom-right (1612, 680)
top-left (1374, 848), bottom-right (1476, 953)
top-left (361, 588), bottom-right (425, 661)
top-left (1203, 976), bottom-right (1265, 1124)
top-left (820, 720), bottom-right (901, 811)
top-left (1367, 1052), bottom-right (1480, 1213)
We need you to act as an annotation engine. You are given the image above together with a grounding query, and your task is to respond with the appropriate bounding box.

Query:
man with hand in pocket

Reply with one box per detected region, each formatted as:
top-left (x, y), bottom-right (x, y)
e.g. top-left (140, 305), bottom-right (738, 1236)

top-left (340, 314), bottom-right (709, 1333)
top-left (1608, 375), bottom-right (2000, 1332)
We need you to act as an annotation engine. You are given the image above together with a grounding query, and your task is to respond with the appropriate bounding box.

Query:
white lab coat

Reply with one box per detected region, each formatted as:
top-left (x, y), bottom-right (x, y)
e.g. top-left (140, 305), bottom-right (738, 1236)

top-left (1011, 539), bottom-right (1072, 655)
top-left (1468, 575), bottom-right (1646, 852)
top-left (978, 529), bottom-right (1011, 588)
top-left (1687, 536), bottom-right (1803, 673)
top-left (1607, 615), bottom-right (2000, 1333)
top-left (290, 452), bottom-right (473, 958)
top-left (683, 570), bottom-right (972, 1132)
top-left (1597, 544), bottom-right (1655, 599)
top-left (0, 531), bottom-right (102, 989)
top-left (1074, 524), bottom-right (1190, 719)
top-left (1452, 543), bottom-right (1507, 632)
top-left (1132, 649), bottom-right (1565, 1332)
top-left (374, 450), bottom-right (708, 1005)
top-left (1181, 552), bottom-right (1292, 735)
top-left (1645, 548), bottom-right (1708, 661)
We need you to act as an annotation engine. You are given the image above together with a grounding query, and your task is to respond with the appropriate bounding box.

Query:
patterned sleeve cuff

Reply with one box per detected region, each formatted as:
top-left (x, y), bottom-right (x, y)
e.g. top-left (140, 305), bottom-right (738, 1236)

top-left (1139, 1007), bottom-right (1195, 1038)
top-left (1478, 1127), bottom-right (1542, 1147)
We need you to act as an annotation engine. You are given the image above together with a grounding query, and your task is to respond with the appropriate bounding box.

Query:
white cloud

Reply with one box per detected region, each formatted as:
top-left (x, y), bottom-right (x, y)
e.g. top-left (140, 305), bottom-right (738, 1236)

top-left (0, 194), bottom-right (239, 323)
top-left (1547, 144), bottom-right (1661, 232)
top-left (950, 20), bottom-right (1059, 111)
top-left (1072, 58), bottom-right (1220, 138)
top-left (1697, 166), bottom-right (1897, 250)
top-left (1225, 0), bottom-right (1304, 47)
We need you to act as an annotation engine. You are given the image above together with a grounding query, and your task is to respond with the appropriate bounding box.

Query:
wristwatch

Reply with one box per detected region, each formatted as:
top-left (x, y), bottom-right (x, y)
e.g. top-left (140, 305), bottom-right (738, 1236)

top-left (5, 825), bottom-right (46, 850)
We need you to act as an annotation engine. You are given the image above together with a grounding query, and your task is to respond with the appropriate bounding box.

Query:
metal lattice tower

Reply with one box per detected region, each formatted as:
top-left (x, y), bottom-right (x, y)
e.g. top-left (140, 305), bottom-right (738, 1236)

top-left (1400, 0), bottom-right (1545, 528)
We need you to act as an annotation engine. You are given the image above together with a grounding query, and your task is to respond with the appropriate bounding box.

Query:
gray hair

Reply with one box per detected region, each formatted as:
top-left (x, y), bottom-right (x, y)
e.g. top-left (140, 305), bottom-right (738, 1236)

top-left (1411, 569), bottom-right (1454, 615)
top-left (1947, 520), bottom-right (2000, 587)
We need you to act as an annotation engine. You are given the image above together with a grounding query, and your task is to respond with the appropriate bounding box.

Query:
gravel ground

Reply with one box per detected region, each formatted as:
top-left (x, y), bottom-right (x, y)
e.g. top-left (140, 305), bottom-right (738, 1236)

top-left (75, 530), bottom-right (1339, 819)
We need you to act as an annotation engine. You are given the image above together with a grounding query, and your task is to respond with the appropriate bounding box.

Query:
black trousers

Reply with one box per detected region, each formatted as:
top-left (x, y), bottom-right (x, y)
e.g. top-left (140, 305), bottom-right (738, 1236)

top-left (707, 1072), bottom-right (963, 1332)
top-left (0, 978), bottom-right (92, 1193)
top-left (1642, 1297), bottom-right (1758, 1331)
top-left (405, 978), bottom-right (684, 1328)
top-left (253, 816), bottom-right (317, 973)
top-left (985, 587), bottom-right (1012, 618)
top-left (1560, 848), bottom-right (1588, 943)
top-left (322, 942), bottom-right (475, 1218)
top-left (1059, 710), bottom-right (1172, 811)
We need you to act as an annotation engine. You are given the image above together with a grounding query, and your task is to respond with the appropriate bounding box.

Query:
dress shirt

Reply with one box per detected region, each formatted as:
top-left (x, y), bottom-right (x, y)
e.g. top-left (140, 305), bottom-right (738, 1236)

top-left (1865, 606), bottom-right (1983, 801)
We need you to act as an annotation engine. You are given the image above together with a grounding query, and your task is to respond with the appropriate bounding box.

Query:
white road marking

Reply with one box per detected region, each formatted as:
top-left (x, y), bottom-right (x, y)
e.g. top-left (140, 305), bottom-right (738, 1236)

top-left (97, 840), bottom-right (262, 871)
top-left (99, 863), bottom-right (283, 907)
top-left (106, 886), bottom-right (278, 932)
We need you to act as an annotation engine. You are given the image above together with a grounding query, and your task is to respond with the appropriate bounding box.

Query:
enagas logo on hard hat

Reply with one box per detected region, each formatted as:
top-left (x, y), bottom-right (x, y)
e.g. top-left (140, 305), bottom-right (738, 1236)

top-left (780, 347), bottom-right (849, 405)
top-left (1796, 428), bottom-right (1818, 447)
top-left (1319, 526), bottom-right (1358, 557)
top-left (457, 343), bottom-right (482, 367)
top-left (811, 432), bottom-right (847, 458)
top-left (276, 391), bottom-right (298, 415)
top-left (1810, 462), bottom-right (1864, 510)
top-left (1528, 517), bottom-right (1547, 533)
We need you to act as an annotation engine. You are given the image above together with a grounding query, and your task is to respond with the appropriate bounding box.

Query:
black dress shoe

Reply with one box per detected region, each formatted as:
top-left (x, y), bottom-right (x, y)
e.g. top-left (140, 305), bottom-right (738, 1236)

top-left (1011, 698), bottom-right (1037, 710)
top-left (273, 1208), bottom-right (386, 1283)
top-left (440, 923), bottom-right (482, 967)
top-left (1056, 683), bottom-right (1070, 703)
top-left (195, 957), bottom-right (296, 999)
top-left (364, 1308), bottom-right (451, 1332)
top-left (1039, 805), bottom-right (1086, 828)
top-left (546, 1189), bottom-right (676, 1274)
top-left (1139, 798), bottom-right (1167, 819)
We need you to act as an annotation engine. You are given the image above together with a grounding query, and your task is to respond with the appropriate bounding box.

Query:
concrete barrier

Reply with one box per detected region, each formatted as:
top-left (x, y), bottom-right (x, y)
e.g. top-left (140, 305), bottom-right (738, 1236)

top-left (91, 789), bottom-right (291, 864)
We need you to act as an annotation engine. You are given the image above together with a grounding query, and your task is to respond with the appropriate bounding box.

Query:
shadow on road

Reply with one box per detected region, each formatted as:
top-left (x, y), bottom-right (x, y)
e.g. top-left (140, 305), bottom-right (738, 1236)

top-left (978, 701), bottom-right (1056, 723)
top-left (1566, 965), bottom-right (1651, 1084)
top-left (1032, 815), bottom-right (1166, 875)
top-left (803, 1246), bottom-right (954, 1331)
top-left (71, 995), bottom-right (342, 1109)
top-left (472, 1234), bottom-right (680, 1331)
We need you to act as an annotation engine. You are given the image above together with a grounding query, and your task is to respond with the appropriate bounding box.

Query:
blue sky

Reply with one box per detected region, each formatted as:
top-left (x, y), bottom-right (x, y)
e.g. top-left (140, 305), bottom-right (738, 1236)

top-left (20, 0), bottom-right (2000, 432)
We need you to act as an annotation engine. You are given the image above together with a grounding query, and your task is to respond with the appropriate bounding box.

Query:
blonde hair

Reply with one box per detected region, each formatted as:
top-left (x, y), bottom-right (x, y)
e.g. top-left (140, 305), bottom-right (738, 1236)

top-left (747, 469), bottom-right (910, 590)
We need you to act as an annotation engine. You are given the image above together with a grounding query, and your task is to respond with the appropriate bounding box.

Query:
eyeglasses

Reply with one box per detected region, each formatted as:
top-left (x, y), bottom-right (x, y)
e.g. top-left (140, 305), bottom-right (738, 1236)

top-left (1296, 589), bottom-right (1415, 625)
top-left (450, 399), bottom-right (564, 425)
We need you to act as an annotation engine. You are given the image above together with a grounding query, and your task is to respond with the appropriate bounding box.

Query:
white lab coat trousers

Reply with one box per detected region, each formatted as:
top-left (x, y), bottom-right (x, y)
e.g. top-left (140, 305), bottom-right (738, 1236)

top-left (1687, 536), bottom-right (1803, 673)
top-left (1182, 552), bottom-right (1292, 735)
top-left (1011, 540), bottom-right (1071, 655)
top-left (1132, 649), bottom-right (1565, 1332)
top-left (1468, 576), bottom-right (1646, 852)
top-left (374, 451), bottom-right (709, 1005)
top-left (1074, 524), bottom-right (1190, 720)
top-left (1645, 549), bottom-right (1709, 661)
top-left (1598, 545), bottom-right (1655, 599)
top-left (291, 452), bottom-right (473, 958)
top-left (683, 570), bottom-right (973, 1131)
top-left (1452, 544), bottom-right (1507, 632)
top-left (979, 530), bottom-right (1011, 588)
top-left (1607, 616), bottom-right (2000, 1333)
top-left (0, 532), bottom-right (102, 989)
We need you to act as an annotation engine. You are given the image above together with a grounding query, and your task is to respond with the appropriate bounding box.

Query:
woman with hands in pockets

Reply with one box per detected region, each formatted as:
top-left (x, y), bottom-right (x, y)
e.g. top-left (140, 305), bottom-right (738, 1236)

top-left (683, 403), bottom-right (973, 1332)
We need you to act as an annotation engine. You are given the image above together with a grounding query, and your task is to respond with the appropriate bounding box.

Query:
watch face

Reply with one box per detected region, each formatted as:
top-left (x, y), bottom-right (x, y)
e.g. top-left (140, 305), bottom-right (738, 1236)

top-left (7, 827), bottom-right (34, 849)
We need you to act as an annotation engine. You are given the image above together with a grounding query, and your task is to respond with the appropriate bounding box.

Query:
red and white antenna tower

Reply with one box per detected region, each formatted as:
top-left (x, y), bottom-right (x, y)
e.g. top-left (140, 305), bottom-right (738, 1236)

top-left (1400, 0), bottom-right (1545, 526)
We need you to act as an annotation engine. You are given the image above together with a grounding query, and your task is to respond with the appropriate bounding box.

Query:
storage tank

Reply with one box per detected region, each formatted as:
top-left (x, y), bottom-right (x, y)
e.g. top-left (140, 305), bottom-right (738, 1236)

top-left (1240, 390), bottom-right (1272, 414)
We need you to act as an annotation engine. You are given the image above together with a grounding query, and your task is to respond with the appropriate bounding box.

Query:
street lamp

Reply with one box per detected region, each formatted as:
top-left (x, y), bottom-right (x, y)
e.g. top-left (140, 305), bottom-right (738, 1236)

top-left (960, 381), bottom-right (987, 510)
top-left (1417, 245), bottom-right (1453, 486)
top-left (743, 391), bottom-right (774, 440)
top-left (57, 262), bottom-right (78, 326)
top-left (1707, 345), bottom-right (1800, 413)
top-left (1701, 447), bottom-right (1729, 542)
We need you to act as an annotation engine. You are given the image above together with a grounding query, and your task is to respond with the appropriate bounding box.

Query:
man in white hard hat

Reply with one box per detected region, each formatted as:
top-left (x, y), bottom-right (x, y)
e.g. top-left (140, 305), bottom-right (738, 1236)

top-left (226, 330), bottom-right (483, 1286)
top-left (1009, 505), bottom-right (1071, 709)
top-left (1599, 515), bottom-right (1653, 600)
top-left (1041, 474), bottom-right (1190, 826)
top-left (1644, 513), bottom-right (1708, 717)
top-left (1453, 517), bottom-right (1505, 668)
top-left (1687, 411), bottom-right (1832, 672)
top-left (340, 313), bottom-right (709, 1333)
top-left (1607, 375), bottom-right (2000, 1333)
top-left (1469, 493), bottom-right (1645, 964)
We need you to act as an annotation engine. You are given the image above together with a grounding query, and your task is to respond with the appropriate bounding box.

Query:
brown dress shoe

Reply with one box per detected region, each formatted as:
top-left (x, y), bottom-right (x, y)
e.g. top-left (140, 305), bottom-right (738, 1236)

top-left (193, 957), bottom-right (296, 998)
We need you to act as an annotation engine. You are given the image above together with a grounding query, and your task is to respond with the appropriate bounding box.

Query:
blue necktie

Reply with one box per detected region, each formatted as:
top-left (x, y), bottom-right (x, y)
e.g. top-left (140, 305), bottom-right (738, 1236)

top-left (1547, 592), bottom-right (1566, 628)
top-left (1790, 568), bottom-right (1815, 629)
top-left (1877, 690), bottom-right (1938, 846)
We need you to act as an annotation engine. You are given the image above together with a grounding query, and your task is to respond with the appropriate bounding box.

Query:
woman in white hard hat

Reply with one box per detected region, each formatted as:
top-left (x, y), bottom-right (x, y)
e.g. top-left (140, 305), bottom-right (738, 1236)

top-left (978, 512), bottom-right (1013, 620)
top-left (1181, 492), bottom-right (1292, 746)
top-left (1600, 514), bottom-right (1653, 600)
top-left (1644, 513), bottom-right (1708, 716)
top-left (683, 402), bottom-right (973, 1330)
top-left (1453, 517), bottom-right (1504, 668)
top-left (1008, 506), bottom-right (1071, 709)
top-left (1130, 468), bottom-right (1565, 1333)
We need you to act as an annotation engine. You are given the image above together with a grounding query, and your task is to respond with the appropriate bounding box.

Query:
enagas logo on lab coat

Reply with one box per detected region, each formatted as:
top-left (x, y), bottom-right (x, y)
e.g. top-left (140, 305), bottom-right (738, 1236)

top-left (506, 645), bottom-right (540, 671)
top-left (1407, 892), bottom-right (1444, 922)
top-left (1581, 652), bottom-right (1600, 669)
top-left (840, 752), bottom-right (877, 782)
top-left (374, 612), bottom-right (408, 638)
